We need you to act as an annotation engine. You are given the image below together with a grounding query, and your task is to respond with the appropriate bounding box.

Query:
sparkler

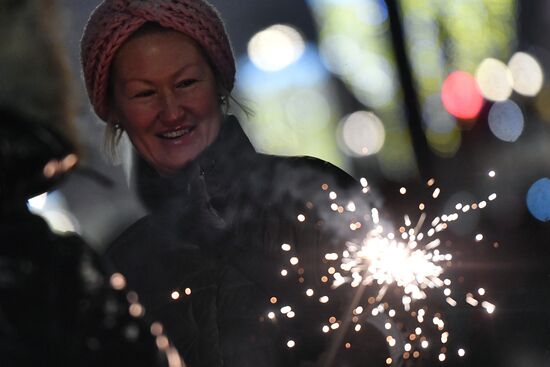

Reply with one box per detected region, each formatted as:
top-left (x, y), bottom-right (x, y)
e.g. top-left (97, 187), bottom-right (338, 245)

top-left (274, 172), bottom-right (498, 366)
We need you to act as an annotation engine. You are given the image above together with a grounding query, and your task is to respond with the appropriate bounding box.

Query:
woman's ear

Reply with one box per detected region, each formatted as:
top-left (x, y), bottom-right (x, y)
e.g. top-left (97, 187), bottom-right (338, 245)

top-left (217, 86), bottom-right (230, 114)
top-left (106, 106), bottom-right (122, 128)
top-left (105, 105), bottom-right (124, 138)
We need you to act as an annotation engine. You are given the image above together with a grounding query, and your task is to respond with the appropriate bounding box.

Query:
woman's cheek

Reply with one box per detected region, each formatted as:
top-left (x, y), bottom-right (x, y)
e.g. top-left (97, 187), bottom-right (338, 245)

top-left (123, 105), bottom-right (156, 128)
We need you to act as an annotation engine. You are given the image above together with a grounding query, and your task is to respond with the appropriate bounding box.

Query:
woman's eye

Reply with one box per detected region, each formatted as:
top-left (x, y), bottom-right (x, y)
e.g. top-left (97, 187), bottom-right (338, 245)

top-left (176, 79), bottom-right (197, 88)
top-left (133, 90), bottom-right (155, 98)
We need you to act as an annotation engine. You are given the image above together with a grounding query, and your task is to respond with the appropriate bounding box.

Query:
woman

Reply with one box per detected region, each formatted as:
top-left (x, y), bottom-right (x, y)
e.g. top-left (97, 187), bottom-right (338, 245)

top-left (81, 1), bottom-right (369, 366)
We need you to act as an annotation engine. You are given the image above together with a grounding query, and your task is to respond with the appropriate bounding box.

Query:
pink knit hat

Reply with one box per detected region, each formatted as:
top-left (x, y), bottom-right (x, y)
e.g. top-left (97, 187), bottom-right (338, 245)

top-left (81, 0), bottom-right (235, 122)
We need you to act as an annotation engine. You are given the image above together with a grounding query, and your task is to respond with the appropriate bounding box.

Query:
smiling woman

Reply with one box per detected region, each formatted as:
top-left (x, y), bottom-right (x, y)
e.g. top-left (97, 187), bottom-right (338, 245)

top-left (81, 1), bottom-right (372, 366)
top-left (110, 26), bottom-right (222, 175)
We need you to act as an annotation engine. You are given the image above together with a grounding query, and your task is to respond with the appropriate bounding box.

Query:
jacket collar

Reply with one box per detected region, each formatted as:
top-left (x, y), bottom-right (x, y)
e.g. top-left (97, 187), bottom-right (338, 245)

top-left (134, 115), bottom-right (257, 212)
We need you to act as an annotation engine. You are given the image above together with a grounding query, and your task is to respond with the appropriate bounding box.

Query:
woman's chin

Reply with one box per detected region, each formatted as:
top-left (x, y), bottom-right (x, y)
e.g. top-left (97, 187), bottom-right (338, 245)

top-left (149, 156), bottom-right (194, 176)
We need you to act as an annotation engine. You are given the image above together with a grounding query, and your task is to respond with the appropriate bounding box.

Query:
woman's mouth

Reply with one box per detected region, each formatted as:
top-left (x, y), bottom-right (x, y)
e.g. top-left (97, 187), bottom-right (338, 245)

top-left (158, 126), bottom-right (195, 139)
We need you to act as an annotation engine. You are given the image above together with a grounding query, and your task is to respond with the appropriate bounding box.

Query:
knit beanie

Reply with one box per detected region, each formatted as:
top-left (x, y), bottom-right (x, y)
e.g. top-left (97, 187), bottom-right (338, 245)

top-left (81, 0), bottom-right (235, 122)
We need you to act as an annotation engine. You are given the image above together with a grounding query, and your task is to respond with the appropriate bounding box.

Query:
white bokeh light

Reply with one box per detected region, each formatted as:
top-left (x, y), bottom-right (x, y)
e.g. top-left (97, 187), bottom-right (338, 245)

top-left (319, 35), bottom-right (363, 76)
top-left (338, 111), bottom-right (386, 157)
top-left (508, 52), bottom-right (544, 97)
top-left (475, 58), bottom-right (513, 101)
top-left (248, 24), bottom-right (306, 72)
top-left (319, 37), bottom-right (396, 107)
top-left (348, 55), bottom-right (396, 108)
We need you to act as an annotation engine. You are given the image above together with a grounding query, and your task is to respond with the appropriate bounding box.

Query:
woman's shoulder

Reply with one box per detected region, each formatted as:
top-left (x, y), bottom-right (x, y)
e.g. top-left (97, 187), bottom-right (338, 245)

top-left (254, 153), bottom-right (360, 195)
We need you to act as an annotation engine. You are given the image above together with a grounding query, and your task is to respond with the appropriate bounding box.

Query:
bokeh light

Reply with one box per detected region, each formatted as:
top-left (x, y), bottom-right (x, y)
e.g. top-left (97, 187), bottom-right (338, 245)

top-left (426, 127), bottom-right (462, 158)
top-left (488, 100), bottom-right (524, 142)
top-left (308, 0), bottom-right (417, 180)
top-left (319, 35), bottom-right (396, 107)
top-left (422, 93), bottom-right (462, 157)
top-left (110, 273), bottom-right (127, 290)
top-left (437, 1), bottom-right (516, 72)
top-left (357, 0), bottom-right (389, 26)
top-left (346, 53), bottom-right (397, 108)
top-left (441, 71), bottom-right (484, 120)
top-left (508, 52), bottom-right (544, 97)
top-left (401, 11), bottom-right (444, 82)
top-left (475, 58), bottom-right (513, 101)
top-left (526, 178), bottom-right (550, 222)
top-left (284, 88), bottom-right (331, 133)
top-left (248, 24), bottom-right (306, 72)
top-left (318, 35), bottom-right (362, 77)
top-left (237, 43), bottom-right (345, 168)
top-left (338, 111), bottom-right (386, 157)
top-left (422, 94), bottom-right (457, 134)
top-left (403, 0), bottom-right (517, 166)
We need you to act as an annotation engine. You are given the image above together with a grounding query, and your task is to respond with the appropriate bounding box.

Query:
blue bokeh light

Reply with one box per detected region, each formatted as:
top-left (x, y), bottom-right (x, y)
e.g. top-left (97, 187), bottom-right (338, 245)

top-left (488, 100), bottom-right (524, 142)
top-left (526, 178), bottom-right (550, 222)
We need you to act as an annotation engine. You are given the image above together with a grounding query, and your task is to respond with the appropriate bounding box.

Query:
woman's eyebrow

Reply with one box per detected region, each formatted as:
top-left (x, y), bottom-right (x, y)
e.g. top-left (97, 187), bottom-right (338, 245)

top-left (122, 63), bottom-right (203, 86)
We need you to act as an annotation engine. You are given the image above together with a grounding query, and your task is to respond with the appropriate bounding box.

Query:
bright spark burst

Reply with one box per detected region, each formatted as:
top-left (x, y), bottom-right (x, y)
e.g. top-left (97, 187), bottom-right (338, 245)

top-left (271, 175), bottom-right (498, 365)
top-left (340, 232), bottom-right (446, 305)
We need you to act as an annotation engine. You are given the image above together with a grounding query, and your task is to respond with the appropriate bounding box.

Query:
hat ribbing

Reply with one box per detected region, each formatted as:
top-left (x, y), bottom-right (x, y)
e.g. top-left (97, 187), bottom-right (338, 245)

top-left (81, 0), bottom-right (235, 122)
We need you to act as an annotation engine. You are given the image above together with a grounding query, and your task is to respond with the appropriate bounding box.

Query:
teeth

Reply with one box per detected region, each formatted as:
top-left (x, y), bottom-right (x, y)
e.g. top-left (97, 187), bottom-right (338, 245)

top-left (162, 128), bottom-right (190, 138)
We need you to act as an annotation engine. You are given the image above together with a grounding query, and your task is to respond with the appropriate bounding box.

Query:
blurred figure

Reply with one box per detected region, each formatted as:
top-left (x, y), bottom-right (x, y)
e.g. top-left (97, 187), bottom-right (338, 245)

top-left (0, 1), bottom-right (179, 365)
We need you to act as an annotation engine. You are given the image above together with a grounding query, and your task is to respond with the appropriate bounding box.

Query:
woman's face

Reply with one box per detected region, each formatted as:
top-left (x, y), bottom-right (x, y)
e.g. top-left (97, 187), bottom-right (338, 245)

top-left (110, 29), bottom-right (221, 175)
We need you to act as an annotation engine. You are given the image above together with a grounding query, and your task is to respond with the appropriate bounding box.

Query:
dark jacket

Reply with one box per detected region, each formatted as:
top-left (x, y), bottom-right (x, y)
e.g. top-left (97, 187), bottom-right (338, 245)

top-left (0, 107), bottom-right (170, 367)
top-left (0, 204), bottom-right (171, 367)
top-left (106, 116), bottom-right (370, 367)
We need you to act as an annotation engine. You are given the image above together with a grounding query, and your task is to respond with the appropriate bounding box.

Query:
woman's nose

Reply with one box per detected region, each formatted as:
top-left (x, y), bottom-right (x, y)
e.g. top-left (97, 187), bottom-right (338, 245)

top-left (160, 92), bottom-right (183, 125)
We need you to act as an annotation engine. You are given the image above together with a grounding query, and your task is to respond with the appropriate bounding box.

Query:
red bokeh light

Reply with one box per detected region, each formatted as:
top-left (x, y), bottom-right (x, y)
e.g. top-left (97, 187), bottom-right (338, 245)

top-left (441, 71), bottom-right (484, 120)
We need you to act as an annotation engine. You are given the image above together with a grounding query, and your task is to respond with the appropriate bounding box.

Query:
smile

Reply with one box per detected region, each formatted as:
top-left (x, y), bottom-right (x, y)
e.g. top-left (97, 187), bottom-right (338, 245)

top-left (159, 126), bottom-right (195, 139)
